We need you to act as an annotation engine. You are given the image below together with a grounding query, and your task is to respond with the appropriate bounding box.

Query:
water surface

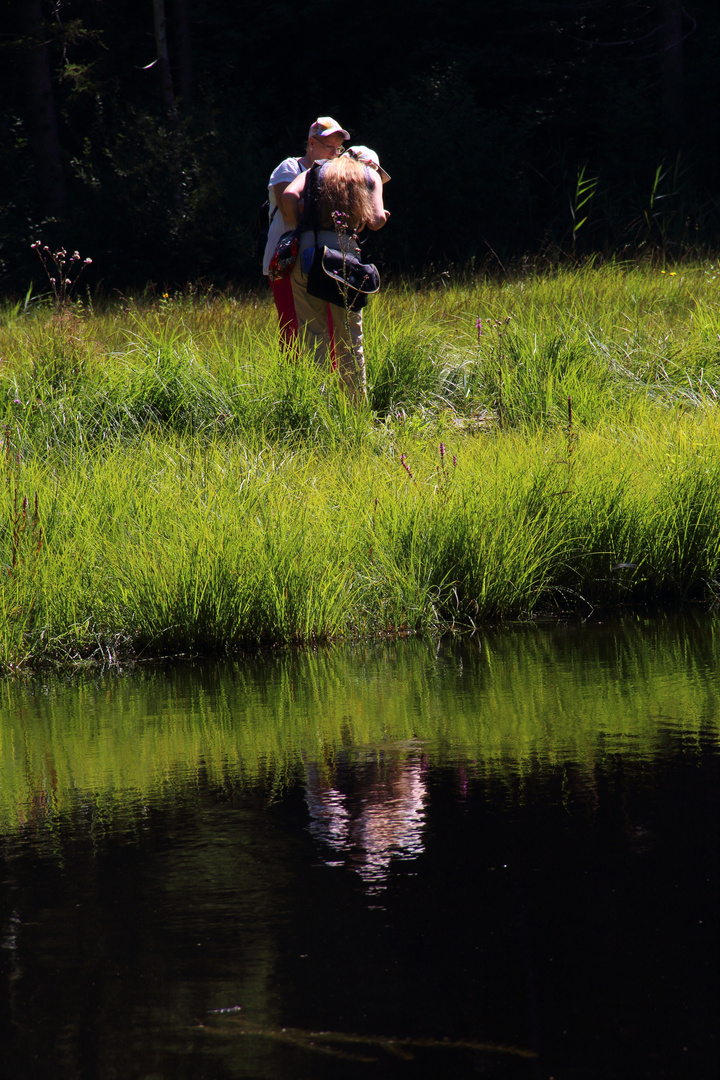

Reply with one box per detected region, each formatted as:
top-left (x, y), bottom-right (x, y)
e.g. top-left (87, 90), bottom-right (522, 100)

top-left (0, 611), bottom-right (718, 1078)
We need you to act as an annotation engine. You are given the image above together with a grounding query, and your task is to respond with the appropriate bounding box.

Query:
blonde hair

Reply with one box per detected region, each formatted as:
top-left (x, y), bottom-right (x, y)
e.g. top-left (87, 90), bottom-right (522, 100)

top-left (317, 155), bottom-right (373, 231)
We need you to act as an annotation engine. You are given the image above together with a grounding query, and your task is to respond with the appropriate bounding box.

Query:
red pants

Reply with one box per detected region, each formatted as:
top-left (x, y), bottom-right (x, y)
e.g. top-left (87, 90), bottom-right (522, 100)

top-left (270, 276), bottom-right (298, 349)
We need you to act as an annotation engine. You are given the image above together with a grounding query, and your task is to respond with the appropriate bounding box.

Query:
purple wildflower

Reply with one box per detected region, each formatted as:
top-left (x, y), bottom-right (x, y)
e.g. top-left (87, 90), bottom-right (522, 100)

top-left (400, 453), bottom-right (415, 481)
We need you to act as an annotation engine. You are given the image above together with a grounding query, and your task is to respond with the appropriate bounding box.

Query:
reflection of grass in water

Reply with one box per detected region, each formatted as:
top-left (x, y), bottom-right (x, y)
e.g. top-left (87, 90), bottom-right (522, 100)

top-left (199, 1014), bottom-right (538, 1063)
top-left (0, 613), bottom-right (718, 834)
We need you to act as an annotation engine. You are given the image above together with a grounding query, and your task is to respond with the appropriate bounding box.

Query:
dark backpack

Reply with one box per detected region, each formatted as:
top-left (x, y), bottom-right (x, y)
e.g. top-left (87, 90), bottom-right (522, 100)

top-left (254, 200), bottom-right (277, 266)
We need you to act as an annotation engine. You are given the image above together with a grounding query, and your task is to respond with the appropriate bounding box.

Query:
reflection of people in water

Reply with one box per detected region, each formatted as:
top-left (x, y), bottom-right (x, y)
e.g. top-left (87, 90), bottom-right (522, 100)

top-left (304, 748), bottom-right (428, 893)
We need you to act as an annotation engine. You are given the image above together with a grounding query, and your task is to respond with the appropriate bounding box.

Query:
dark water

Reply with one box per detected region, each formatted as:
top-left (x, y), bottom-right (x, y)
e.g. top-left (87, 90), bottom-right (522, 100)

top-left (0, 612), bottom-right (718, 1079)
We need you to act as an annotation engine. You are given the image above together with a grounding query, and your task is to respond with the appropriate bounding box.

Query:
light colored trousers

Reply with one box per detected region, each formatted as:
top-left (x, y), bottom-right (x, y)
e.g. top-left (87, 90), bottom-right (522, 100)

top-left (290, 229), bottom-right (366, 403)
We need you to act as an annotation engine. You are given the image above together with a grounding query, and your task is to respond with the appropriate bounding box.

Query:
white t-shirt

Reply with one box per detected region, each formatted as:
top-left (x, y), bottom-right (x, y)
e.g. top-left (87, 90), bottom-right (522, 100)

top-left (262, 156), bottom-right (306, 276)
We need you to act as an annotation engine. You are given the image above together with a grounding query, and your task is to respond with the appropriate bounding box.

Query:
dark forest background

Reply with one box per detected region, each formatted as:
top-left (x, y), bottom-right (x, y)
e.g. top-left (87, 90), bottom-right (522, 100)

top-left (1, 0), bottom-right (718, 294)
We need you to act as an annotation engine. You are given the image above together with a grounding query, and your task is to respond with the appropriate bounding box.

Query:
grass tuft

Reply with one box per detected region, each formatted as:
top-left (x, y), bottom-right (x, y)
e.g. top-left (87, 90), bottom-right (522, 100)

top-left (2, 262), bottom-right (720, 672)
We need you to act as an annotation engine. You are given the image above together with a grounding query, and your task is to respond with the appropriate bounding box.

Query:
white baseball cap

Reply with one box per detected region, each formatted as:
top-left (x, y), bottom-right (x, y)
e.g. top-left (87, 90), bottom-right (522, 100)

top-left (348, 145), bottom-right (390, 184)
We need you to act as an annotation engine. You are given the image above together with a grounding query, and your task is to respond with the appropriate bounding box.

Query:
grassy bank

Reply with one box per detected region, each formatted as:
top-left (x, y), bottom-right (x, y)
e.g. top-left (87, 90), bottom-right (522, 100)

top-left (1, 261), bottom-right (720, 673)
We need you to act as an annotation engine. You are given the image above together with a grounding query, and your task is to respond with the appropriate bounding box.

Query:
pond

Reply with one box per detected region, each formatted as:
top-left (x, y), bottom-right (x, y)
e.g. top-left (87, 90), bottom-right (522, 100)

top-left (0, 611), bottom-right (718, 1079)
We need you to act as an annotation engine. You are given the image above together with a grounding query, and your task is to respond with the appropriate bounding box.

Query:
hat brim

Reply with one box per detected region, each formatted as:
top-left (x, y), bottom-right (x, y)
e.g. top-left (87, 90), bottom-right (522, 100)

top-left (347, 145), bottom-right (390, 183)
top-left (313, 126), bottom-right (350, 141)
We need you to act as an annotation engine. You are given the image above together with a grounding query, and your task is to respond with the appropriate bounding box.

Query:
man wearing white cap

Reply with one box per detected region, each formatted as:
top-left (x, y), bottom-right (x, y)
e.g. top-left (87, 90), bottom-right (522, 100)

top-left (263, 117), bottom-right (349, 348)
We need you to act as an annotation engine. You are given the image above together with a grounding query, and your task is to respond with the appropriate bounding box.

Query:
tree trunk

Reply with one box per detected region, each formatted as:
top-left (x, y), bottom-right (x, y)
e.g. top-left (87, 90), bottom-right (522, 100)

top-left (172, 0), bottom-right (193, 107)
top-left (152, 0), bottom-right (177, 118)
top-left (17, 0), bottom-right (67, 217)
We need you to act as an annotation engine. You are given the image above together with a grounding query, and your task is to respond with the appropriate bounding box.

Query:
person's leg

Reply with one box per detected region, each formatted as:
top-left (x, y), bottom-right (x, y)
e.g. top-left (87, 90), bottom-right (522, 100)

top-left (290, 258), bottom-right (332, 371)
top-left (270, 277), bottom-right (298, 349)
top-left (328, 301), bottom-right (366, 404)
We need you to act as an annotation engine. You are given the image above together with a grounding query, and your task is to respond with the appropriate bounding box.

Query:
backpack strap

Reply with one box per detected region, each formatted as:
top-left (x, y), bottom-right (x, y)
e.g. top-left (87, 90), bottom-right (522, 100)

top-left (298, 162), bottom-right (323, 235)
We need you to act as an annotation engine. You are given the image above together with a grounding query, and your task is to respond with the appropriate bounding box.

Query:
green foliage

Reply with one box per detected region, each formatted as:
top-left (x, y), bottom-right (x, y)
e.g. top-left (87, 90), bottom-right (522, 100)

top-left (365, 302), bottom-right (461, 415)
top-left (1, 1), bottom-right (718, 287)
top-left (570, 164), bottom-right (598, 240)
top-left (2, 263), bottom-right (720, 673)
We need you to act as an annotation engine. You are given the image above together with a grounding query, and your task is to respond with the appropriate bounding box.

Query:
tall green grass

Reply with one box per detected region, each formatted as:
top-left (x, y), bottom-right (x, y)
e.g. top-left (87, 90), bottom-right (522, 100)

top-left (2, 262), bottom-right (720, 672)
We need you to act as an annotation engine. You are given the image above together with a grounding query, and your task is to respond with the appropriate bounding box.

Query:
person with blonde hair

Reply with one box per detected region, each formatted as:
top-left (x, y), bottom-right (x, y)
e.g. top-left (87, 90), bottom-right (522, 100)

top-left (262, 117), bottom-right (349, 348)
top-left (282, 146), bottom-right (389, 403)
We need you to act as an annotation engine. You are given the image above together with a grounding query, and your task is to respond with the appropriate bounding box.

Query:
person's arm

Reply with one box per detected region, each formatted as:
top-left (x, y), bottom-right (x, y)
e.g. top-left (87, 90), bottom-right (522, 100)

top-left (272, 182), bottom-right (293, 226)
top-left (281, 171), bottom-right (308, 229)
top-left (365, 171), bottom-right (389, 231)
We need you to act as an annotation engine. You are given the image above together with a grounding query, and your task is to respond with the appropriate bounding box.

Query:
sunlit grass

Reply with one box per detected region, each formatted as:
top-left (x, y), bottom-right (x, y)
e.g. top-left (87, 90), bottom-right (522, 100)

top-left (1, 261), bottom-right (720, 672)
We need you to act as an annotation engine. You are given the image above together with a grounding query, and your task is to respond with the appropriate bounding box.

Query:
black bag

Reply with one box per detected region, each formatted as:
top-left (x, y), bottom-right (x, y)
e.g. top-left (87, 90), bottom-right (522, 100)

top-left (306, 246), bottom-right (380, 311)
